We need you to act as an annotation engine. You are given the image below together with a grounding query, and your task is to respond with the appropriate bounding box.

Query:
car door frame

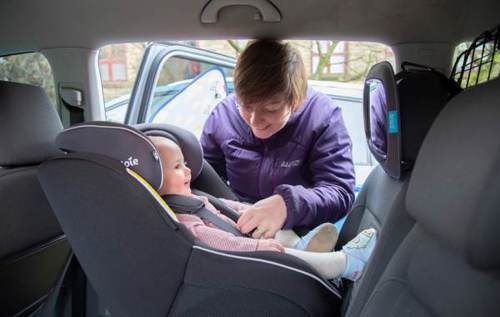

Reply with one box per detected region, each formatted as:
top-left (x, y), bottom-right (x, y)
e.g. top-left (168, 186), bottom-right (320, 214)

top-left (125, 42), bottom-right (236, 125)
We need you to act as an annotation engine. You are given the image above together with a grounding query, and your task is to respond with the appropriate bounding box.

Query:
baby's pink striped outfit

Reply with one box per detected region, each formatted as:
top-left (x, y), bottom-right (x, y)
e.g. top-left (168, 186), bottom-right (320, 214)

top-left (176, 195), bottom-right (283, 252)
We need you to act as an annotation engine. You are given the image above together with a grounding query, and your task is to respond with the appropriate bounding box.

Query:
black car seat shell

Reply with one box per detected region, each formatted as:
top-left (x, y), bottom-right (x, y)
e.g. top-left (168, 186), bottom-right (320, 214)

top-left (358, 77), bottom-right (500, 316)
top-left (340, 62), bottom-right (461, 315)
top-left (39, 121), bottom-right (342, 317)
top-left (0, 81), bottom-right (71, 316)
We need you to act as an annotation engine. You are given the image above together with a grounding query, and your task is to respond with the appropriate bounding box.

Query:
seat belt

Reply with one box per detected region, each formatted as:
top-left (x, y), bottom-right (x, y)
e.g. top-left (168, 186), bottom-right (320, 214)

top-left (163, 194), bottom-right (246, 237)
top-left (191, 189), bottom-right (241, 222)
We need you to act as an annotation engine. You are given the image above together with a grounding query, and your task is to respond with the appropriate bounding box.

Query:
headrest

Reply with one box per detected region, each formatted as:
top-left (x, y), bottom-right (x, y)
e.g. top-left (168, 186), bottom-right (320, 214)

top-left (135, 123), bottom-right (203, 180)
top-left (56, 122), bottom-right (164, 191)
top-left (397, 63), bottom-right (462, 165)
top-left (363, 62), bottom-right (461, 179)
top-left (0, 81), bottom-right (63, 166)
top-left (406, 78), bottom-right (500, 270)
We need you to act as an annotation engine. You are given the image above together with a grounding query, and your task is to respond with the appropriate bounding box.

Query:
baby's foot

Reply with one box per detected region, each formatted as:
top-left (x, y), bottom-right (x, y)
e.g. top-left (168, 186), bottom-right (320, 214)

top-left (341, 228), bottom-right (377, 281)
top-left (296, 223), bottom-right (338, 252)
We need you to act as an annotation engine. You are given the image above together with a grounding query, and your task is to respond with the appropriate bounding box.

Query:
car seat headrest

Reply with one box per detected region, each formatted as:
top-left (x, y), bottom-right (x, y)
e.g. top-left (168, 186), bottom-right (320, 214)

top-left (0, 81), bottom-right (63, 167)
top-left (135, 123), bottom-right (203, 180)
top-left (55, 121), bottom-right (164, 191)
top-left (407, 78), bottom-right (500, 270)
top-left (363, 62), bottom-right (461, 179)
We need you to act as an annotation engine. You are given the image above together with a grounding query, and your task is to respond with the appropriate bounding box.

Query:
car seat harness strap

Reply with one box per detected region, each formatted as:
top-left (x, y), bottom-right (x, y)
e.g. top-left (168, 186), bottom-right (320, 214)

top-left (163, 194), bottom-right (245, 237)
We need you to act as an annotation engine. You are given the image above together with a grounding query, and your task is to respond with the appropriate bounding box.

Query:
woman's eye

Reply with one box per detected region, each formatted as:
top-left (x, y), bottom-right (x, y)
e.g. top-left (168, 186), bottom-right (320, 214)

top-left (266, 108), bottom-right (279, 114)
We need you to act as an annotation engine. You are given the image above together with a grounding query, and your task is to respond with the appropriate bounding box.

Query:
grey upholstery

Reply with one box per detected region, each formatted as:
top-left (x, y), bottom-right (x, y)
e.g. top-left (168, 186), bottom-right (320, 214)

top-left (407, 78), bottom-right (500, 270)
top-left (0, 81), bottom-right (70, 316)
top-left (340, 64), bottom-right (460, 315)
top-left (0, 81), bottom-right (62, 166)
top-left (358, 79), bottom-right (500, 316)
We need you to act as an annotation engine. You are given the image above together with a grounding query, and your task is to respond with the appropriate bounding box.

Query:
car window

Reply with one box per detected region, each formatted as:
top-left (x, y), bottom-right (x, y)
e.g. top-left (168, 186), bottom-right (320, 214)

top-left (150, 67), bottom-right (228, 137)
top-left (98, 43), bottom-right (146, 122)
top-left (0, 52), bottom-right (57, 107)
top-left (146, 57), bottom-right (234, 122)
top-left (451, 29), bottom-right (499, 89)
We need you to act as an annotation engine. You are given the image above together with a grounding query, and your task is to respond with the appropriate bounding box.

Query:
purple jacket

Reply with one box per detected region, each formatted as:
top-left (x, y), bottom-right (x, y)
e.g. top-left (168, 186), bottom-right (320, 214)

top-left (200, 88), bottom-right (355, 229)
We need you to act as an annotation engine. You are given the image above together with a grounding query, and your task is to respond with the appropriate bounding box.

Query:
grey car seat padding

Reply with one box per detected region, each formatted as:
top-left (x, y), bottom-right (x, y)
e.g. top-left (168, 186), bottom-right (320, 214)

top-left (0, 81), bottom-right (63, 166)
top-left (359, 78), bottom-right (500, 316)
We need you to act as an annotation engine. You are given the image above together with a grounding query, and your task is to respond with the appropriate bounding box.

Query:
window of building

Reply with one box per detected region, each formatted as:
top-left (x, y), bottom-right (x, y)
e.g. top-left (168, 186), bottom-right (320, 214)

top-left (98, 43), bottom-right (147, 122)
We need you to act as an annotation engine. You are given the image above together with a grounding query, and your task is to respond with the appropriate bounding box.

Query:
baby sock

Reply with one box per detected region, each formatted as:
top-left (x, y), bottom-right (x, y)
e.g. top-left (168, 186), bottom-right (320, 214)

top-left (296, 222), bottom-right (338, 252)
top-left (284, 228), bottom-right (377, 281)
top-left (341, 228), bottom-right (377, 281)
top-left (284, 248), bottom-right (347, 279)
top-left (274, 230), bottom-right (301, 248)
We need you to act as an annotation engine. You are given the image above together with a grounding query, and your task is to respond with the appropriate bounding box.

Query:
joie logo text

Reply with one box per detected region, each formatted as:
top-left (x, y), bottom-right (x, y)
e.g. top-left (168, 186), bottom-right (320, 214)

top-left (122, 156), bottom-right (139, 167)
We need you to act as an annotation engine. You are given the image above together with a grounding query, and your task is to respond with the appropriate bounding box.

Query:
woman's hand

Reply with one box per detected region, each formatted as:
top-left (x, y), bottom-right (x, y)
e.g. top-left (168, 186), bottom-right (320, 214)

top-left (237, 194), bottom-right (287, 239)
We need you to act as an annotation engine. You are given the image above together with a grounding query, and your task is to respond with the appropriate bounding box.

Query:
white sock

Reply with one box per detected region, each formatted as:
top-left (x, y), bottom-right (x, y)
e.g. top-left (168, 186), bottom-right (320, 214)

top-left (274, 230), bottom-right (301, 248)
top-left (284, 248), bottom-right (347, 279)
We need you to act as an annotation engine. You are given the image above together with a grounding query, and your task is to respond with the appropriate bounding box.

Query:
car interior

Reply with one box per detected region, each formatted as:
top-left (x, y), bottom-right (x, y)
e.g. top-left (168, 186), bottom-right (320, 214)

top-left (1, 0), bottom-right (499, 316)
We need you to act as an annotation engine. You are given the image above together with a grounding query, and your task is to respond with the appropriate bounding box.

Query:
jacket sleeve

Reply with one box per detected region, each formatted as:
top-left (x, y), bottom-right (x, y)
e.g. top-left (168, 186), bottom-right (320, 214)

top-left (200, 103), bottom-right (228, 180)
top-left (275, 107), bottom-right (355, 229)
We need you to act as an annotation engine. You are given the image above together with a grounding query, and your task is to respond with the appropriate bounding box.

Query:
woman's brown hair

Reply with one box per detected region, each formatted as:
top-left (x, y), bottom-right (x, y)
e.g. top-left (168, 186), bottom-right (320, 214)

top-left (234, 40), bottom-right (308, 111)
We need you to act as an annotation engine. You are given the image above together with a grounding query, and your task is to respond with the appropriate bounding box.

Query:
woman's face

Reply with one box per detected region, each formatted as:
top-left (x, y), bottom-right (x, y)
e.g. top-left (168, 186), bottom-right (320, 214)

top-left (238, 98), bottom-right (293, 139)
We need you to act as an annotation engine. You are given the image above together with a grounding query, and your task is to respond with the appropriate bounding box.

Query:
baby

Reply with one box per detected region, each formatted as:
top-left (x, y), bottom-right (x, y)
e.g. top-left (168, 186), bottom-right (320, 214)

top-left (150, 136), bottom-right (376, 281)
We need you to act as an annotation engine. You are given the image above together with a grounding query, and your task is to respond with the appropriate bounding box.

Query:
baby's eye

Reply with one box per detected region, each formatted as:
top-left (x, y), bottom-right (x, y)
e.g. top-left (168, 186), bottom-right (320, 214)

top-left (175, 164), bottom-right (181, 169)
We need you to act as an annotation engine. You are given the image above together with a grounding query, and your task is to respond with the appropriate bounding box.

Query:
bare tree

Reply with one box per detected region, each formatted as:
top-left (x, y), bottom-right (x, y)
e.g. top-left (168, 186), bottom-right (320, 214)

top-left (226, 40), bottom-right (245, 55)
top-left (312, 41), bottom-right (338, 80)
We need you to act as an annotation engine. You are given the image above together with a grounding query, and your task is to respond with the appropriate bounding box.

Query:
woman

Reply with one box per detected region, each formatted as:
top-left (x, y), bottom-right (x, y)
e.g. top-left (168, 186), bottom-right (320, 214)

top-left (201, 40), bottom-right (355, 239)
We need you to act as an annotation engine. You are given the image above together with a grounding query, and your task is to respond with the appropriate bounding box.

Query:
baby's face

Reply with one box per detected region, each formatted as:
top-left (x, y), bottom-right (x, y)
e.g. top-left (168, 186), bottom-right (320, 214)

top-left (153, 138), bottom-right (192, 196)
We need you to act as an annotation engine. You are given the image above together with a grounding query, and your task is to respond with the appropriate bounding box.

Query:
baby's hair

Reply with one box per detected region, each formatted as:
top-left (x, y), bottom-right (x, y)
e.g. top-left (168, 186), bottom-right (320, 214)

top-left (149, 136), bottom-right (178, 150)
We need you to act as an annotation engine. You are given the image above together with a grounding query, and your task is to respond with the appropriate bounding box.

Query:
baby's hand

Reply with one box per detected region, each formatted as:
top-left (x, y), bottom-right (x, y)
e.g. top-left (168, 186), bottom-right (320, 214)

top-left (220, 198), bottom-right (252, 214)
top-left (257, 239), bottom-right (284, 252)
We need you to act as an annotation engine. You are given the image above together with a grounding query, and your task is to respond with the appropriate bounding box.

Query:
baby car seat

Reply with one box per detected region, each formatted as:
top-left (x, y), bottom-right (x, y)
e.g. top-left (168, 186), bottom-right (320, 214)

top-left (38, 121), bottom-right (342, 317)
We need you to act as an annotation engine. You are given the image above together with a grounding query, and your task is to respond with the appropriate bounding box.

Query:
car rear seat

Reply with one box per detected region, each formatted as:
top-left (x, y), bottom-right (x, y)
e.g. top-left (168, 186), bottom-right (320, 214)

top-left (354, 77), bottom-right (500, 316)
top-left (0, 81), bottom-right (71, 316)
top-left (339, 62), bottom-right (461, 314)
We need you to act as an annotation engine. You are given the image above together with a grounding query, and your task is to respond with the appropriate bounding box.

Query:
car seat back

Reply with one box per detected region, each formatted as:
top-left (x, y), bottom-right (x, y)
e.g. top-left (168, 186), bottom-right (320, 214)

top-left (341, 62), bottom-right (461, 315)
top-left (358, 77), bottom-right (500, 316)
top-left (0, 81), bottom-right (71, 316)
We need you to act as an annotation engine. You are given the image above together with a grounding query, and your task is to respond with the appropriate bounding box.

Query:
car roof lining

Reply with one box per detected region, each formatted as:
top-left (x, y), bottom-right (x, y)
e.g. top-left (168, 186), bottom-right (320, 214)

top-left (1, 0), bottom-right (499, 53)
